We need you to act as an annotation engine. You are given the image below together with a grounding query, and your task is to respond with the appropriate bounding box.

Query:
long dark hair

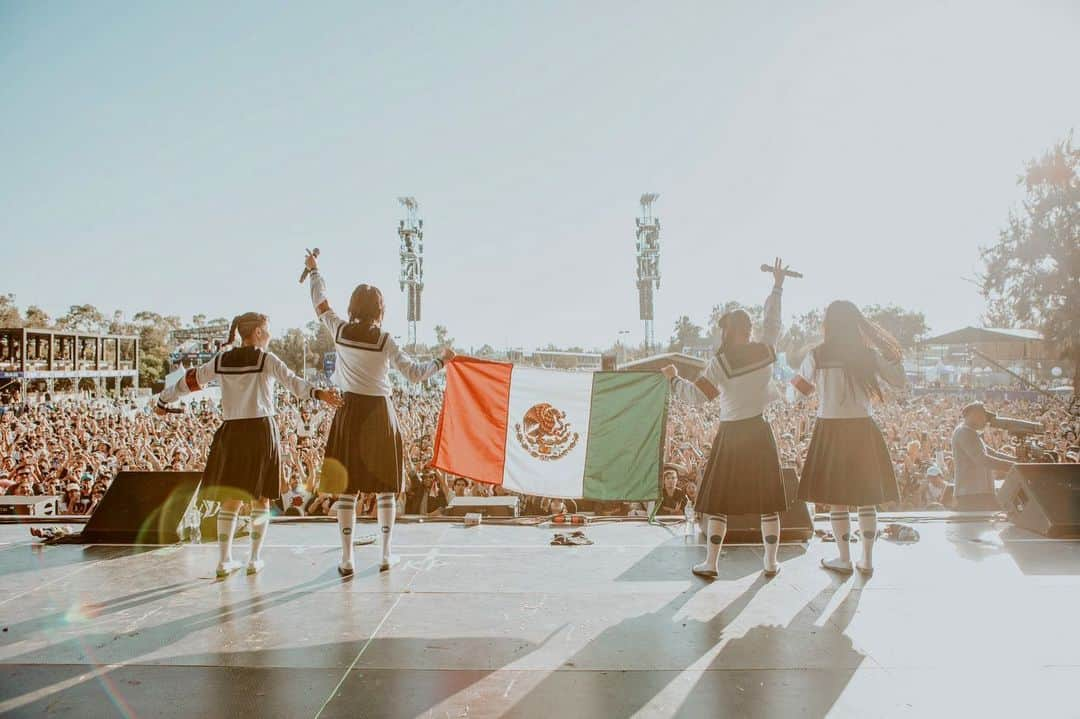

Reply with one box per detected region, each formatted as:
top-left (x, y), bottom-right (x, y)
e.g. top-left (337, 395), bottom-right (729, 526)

top-left (818, 300), bottom-right (902, 401)
top-left (348, 284), bottom-right (384, 328)
top-left (227, 312), bottom-right (268, 346)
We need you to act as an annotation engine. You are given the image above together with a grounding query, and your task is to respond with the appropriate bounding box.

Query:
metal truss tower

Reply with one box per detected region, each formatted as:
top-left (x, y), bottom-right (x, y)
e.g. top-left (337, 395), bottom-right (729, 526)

top-left (635, 193), bottom-right (661, 351)
top-left (397, 196), bottom-right (424, 350)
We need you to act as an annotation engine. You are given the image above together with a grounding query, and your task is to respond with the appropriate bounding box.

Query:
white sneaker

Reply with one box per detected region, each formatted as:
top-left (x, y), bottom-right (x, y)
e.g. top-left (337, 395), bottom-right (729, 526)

top-left (216, 559), bottom-right (242, 578)
top-left (692, 562), bottom-right (718, 579)
top-left (763, 564), bottom-right (781, 578)
top-left (246, 559), bottom-right (265, 575)
top-left (820, 557), bottom-right (854, 575)
top-left (379, 555), bottom-right (400, 572)
top-left (338, 560), bottom-right (354, 577)
top-left (855, 562), bottom-right (874, 576)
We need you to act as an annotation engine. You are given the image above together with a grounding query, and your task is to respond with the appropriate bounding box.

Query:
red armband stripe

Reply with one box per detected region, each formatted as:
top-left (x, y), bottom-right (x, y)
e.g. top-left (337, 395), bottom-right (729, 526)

top-left (184, 368), bottom-right (201, 392)
top-left (791, 375), bottom-right (814, 396)
top-left (693, 376), bottom-right (720, 401)
top-left (316, 300), bottom-right (331, 316)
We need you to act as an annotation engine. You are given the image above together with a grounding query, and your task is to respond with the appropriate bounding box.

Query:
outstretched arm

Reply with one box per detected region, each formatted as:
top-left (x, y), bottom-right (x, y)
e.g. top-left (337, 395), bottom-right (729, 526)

top-left (265, 352), bottom-right (344, 408)
top-left (662, 362), bottom-right (721, 407)
top-left (156, 358), bottom-right (217, 413)
top-left (389, 337), bottom-right (454, 384)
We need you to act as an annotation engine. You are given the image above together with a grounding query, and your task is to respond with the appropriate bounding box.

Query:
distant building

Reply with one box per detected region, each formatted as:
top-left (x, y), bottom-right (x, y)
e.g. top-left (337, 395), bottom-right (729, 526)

top-left (0, 327), bottom-right (139, 398)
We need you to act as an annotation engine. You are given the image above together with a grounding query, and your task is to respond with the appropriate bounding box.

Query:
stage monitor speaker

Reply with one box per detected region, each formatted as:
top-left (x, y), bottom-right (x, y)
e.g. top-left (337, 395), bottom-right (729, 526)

top-left (997, 463), bottom-right (1080, 538)
top-left (445, 496), bottom-right (519, 517)
top-left (74, 471), bottom-right (202, 544)
top-left (723, 467), bottom-right (814, 543)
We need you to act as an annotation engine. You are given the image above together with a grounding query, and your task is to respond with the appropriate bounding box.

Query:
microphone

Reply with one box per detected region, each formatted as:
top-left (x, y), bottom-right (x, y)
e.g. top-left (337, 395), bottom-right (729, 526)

top-left (760, 264), bottom-right (803, 279)
top-left (299, 248), bottom-right (320, 284)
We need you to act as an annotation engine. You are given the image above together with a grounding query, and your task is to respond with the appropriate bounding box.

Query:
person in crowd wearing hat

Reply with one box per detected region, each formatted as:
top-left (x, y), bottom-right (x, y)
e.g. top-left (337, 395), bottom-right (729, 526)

top-left (155, 311), bottom-right (343, 577)
top-left (951, 402), bottom-right (1016, 511)
top-left (662, 258), bottom-right (790, 579)
top-left (304, 250), bottom-right (454, 576)
top-left (792, 298), bottom-right (906, 577)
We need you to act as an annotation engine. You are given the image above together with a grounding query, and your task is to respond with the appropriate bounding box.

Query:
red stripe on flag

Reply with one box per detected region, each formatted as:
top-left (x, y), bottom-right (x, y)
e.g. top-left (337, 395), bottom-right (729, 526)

top-left (431, 357), bottom-right (513, 486)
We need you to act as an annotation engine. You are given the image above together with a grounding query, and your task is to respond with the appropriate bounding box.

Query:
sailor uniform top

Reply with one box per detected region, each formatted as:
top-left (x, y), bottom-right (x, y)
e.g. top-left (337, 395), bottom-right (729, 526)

top-left (309, 270), bottom-right (444, 396)
top-left (794, 347), bottom-right (905, 419)
top-left (158, 346), bottom-right (318, 420)
top-left (671, 286), bottom-right (782, 421)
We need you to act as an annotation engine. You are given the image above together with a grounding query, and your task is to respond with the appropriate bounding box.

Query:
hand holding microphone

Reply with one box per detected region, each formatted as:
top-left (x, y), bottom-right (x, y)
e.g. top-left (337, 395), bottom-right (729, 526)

top-left (761, 257), bottom-right (802, 287)
top-left (300, 248), bottom-right (320, 283)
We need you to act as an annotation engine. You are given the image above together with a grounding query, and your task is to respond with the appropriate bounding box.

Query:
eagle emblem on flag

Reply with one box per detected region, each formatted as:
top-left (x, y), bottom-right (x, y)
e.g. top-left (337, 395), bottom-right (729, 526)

top-left (515, 403), bottom-right (579, 460)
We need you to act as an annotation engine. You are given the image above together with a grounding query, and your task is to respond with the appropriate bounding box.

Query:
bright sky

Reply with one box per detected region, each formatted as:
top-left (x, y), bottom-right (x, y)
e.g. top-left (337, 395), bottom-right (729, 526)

top-left (2, 1), bottom-right (1077, 351)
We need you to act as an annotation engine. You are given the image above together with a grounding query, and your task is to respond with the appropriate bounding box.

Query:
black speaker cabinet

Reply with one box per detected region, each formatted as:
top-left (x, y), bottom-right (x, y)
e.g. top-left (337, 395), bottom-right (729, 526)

top-left (724, 467), bottom-right (814, 542)
top-left (74, 471), bottom-right (203, 544)
top-left (997, 463), bottom-right (1080, 538)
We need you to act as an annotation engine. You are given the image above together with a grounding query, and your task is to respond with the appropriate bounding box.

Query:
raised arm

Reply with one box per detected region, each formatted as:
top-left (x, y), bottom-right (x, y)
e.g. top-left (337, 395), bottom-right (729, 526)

top-left (305, 251), bottom-right (346, 336)
top-left (754, 257), bottom-right (787, 347)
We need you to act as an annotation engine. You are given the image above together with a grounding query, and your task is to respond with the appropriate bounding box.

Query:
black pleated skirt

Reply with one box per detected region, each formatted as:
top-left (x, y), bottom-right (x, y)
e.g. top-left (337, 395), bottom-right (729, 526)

top-left (201, 417), bottom-right (281, 502)
top-left (321, 392), bottom-right (404, 495)
top-left (697, 415), bottom-right (787, 516)
top-left (797, 417), bottom-right (899, 506)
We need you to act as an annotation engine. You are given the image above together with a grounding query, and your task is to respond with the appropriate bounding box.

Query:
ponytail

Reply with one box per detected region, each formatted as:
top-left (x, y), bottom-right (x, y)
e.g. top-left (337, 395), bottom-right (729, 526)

top-left (226, 312), bottom-right (268, 346)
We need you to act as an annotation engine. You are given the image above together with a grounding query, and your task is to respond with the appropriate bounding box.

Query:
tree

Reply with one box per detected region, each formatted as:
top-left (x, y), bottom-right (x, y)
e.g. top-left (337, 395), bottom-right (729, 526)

top-left (861, 304), bottom-right (929, 350)
top-left (268, 328), bottom-right (310, 374)
top-left (476, 344), bottom-right (496, 357)
top-left (980, 133), bottom-right (1080, 390)
top-left (24, 305), bottom-right (51, 328)
top-left (57, 304), bottom-right (108, 333)
top-left (191, 314), bottom-right (207, 327)
top-left (132, 311), bottom-right (183, 386)
top-left (0, 294), bottom-right (22, 327)
top-left (779, 308), bottom-right (822, 370)
top-left (433, 325), bottom-right (455, 349)
top-left (668, 315), bottom-right (703, 352)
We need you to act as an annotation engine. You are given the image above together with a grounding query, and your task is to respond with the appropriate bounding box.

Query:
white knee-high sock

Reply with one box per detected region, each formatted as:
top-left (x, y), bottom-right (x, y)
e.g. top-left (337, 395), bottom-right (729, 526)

top-left (336, 495), bottom-right (357, 564)
top-left (217, 509), bottom-right (239, 564)
top-left (858, 506), bottom-right (877, 568)
top-left (703, 515), bottom-right (727, 569)
top-left (830, 510), bottom-right (852, 564)
top-left (376, 493), bottom-right (395, 562)
top-left (249, 507), bottom-right (270, 562)
top-left (761, 512), bottom-right (780, 571)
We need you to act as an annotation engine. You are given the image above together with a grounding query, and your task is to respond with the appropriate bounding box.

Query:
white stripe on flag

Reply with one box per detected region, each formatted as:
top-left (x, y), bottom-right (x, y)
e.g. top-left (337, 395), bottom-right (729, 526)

top-left (501, 367), bottom-right (592, 498)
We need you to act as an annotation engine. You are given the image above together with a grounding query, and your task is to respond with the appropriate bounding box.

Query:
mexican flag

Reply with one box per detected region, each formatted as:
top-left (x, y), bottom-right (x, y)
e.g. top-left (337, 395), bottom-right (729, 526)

top-left (431, 358), bottom-right (669, 500)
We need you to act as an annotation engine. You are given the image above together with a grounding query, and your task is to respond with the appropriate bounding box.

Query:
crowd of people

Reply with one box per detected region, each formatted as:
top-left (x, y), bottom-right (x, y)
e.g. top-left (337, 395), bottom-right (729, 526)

top-left (1, 380), bottom-right (1076, 517)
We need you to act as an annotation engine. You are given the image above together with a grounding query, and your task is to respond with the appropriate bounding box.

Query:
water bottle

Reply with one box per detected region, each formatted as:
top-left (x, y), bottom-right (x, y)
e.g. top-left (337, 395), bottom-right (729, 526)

top-left (683, 499), bottom-right (695, 536)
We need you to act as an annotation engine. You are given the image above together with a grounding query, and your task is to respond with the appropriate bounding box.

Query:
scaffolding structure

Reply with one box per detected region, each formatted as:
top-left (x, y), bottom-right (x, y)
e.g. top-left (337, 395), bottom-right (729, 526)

top-left (635, 193), bottom-right (661, 350)
top-left (397, 196), bottom-right (424, 350)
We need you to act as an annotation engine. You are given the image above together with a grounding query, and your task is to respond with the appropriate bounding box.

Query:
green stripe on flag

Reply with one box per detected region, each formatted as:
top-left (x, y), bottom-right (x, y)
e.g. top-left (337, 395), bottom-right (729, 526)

top-left (582, 372), bottom-right (668, 501)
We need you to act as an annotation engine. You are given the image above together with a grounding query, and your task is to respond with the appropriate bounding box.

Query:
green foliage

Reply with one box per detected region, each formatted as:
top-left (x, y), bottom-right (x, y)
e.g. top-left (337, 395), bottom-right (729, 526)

top-left (268, 328), bottom-right (311, 374)
top-left (980, 132), bottom-right (1080, 386)
top-left (0, 294), bottom-right (23, 327)
top-left (24, 306), bottom-right (51, 328)
top-left (861, 304), bottom-right (929, 349)
top-left (433, 324), bottom-right (455, 349)
top-left (668, 315), bottom-right (703, 352)
top-left (56, 304), bottom-right (108, 333)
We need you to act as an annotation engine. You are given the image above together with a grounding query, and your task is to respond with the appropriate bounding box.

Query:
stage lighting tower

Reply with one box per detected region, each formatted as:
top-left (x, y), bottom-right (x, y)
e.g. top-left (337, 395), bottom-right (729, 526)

top-left (635, 193), bottom-right (661, 351)
top-left (397, 196), bottom-right (423, 350)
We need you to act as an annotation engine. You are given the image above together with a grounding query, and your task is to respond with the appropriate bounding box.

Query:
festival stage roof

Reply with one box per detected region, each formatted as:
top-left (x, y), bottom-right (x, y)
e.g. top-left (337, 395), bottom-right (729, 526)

top-left (923, 326), bottom-right (1044, 345)
top-left (2, 518), bottom-right (1077, 717)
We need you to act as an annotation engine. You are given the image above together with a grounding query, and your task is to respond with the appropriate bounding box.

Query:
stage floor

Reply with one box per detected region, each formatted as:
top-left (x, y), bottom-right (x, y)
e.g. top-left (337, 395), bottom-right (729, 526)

top-left (1, 518), bottom-right (1078, 718)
